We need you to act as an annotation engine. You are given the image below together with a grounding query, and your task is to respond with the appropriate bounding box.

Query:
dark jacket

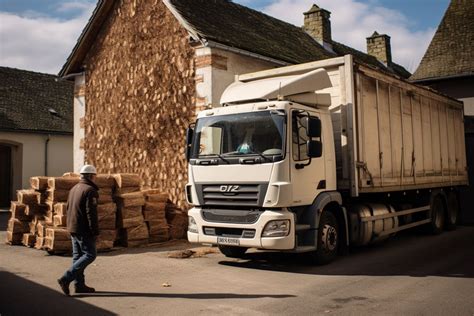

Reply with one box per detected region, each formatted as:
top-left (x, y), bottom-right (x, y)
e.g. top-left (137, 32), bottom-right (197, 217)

top-left (66, 178), bottom-right (100, 236)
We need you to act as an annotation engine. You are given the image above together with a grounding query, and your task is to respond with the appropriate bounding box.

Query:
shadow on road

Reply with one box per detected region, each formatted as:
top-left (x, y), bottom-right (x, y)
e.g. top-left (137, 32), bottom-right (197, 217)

top-left (219, 227), bottom-right (474, 279)
top-left (0, 271), bottom-right (115, 316)
top-left (75, 291), bottom-right (295, 299)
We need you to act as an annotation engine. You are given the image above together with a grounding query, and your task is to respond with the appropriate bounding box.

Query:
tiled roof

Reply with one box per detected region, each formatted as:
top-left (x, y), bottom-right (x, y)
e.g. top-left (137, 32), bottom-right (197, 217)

top-left (411, 0), bottom-right (474, 81)
top-left (61, 0), bottom-right (411, 79)
top-left (0, 67), bottom-right (73, 134)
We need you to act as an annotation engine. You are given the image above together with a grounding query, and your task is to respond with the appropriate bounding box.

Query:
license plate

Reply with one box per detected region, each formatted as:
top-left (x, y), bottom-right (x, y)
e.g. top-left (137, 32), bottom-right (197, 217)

top-left (217, 237), bottom-right (240, 246)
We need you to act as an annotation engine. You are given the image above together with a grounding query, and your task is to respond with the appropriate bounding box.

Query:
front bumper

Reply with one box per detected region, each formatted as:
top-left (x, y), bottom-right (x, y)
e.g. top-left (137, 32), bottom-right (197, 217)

top-left (187, 207), bottom-right (295, 250)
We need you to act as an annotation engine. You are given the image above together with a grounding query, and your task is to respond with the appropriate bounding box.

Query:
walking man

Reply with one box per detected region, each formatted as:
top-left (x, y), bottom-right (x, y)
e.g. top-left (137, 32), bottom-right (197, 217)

top-left (58, 164), bottom-right (100, 296)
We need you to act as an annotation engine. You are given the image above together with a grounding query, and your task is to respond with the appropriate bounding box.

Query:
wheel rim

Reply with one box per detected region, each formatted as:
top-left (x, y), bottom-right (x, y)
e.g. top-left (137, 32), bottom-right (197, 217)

top-left (321, 224), bottom-right (337, 251)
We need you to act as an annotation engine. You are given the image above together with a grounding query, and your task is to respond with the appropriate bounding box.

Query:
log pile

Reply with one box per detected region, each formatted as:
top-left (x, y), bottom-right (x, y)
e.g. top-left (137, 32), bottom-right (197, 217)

top-left (6, 172), bottom-right (189, 253)
top-left (95, 174), bottom-right (117, 251)
top-left (142, 189), bottom-right (169, 243)
top-left (83, 0), bottom-right (196, 210)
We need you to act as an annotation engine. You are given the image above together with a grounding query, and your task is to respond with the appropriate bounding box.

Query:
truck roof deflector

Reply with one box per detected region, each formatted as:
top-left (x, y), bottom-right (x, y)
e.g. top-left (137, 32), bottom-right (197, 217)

top-left (220, 68), bottom-right (333, 106)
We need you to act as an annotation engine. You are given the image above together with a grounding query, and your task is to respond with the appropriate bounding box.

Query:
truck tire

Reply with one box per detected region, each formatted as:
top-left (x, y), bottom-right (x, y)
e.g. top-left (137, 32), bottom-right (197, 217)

top-left (311, 211), bottom-right (339, 265)
top-left (446, 191), bottom-right (459, 231)
top-left (430, 195), bottom-right (445, 234)
top-left (218, 246), bottom-right (248, 258)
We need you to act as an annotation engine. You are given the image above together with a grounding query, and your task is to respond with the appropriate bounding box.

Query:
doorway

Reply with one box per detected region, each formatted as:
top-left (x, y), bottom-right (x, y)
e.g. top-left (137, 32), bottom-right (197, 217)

top-left (0, 144), bottom-right (12, 207)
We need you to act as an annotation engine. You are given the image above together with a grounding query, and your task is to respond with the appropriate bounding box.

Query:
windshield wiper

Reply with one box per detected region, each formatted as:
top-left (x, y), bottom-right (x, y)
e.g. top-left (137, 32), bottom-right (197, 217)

top-left (251, 151), bottom-right (273, 162)
top-left (200, 154), bottom-right (230, 164)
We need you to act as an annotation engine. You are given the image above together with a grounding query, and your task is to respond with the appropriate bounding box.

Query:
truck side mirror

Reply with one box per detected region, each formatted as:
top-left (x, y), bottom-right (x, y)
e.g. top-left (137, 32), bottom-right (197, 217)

top-left (185, 127), bottom-right (194, 161)
top-left (307, 117), bottom-right (321, 138)
top-left (307, 140), bottom-right (322, 158)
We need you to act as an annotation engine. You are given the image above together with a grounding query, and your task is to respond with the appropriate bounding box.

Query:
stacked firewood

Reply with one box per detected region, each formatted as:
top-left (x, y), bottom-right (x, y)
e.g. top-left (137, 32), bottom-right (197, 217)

top-left (6, 172), bottom-right (188, 253)
top-left (142, 189), bottom-right (169, 243)
top-left (95, 174), bottom-right (117, 251)
top-left (114, 174), bottom-right (149, 247)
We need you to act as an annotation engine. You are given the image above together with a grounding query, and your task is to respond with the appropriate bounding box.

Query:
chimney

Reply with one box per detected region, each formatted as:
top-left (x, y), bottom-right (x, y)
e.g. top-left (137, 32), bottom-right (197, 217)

top-left (303, 4), bottom-right (332, 48)
top-left (366, 31), bottom-right (392, 65)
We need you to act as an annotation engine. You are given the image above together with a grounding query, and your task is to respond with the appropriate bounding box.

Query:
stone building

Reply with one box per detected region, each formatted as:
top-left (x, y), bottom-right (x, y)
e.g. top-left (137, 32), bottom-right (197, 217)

top-left (60, 0), bottom-right (410, 207)
top-left (411, 0), bottom-right (474, 222)
top-left (0, 67), bottom-right (73, 207)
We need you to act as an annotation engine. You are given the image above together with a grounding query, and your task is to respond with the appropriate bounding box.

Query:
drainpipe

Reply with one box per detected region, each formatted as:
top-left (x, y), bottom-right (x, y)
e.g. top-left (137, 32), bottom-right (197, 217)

top-left (45, 135), bottom-right (50, 176)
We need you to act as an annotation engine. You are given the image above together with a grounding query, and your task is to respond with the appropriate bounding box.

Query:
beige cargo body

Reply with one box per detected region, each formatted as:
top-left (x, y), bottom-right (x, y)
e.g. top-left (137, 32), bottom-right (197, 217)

top-left (239, 55), bottom-right (468, 196)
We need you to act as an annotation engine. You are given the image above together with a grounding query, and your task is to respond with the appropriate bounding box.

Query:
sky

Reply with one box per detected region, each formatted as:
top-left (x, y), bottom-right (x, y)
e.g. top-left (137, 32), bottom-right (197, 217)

top-left (0, 0), bottom-right (450, 75)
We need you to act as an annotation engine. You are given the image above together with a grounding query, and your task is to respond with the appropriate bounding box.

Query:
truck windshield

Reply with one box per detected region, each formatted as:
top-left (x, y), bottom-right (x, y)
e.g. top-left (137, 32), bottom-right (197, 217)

top-left (191, 110), bottom-right (286, 159)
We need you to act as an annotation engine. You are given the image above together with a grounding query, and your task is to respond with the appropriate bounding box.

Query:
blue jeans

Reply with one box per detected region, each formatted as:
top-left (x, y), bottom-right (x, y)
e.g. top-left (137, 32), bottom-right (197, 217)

top-left (61, 234), bottom-right (97, 286)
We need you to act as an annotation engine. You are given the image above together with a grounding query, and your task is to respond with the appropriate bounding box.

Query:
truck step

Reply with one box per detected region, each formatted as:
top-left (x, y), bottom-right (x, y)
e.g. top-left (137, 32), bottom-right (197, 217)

top-left (295, 224), bottom-right (311, 232)
top-left (291, 245), bottom-right (316, 253)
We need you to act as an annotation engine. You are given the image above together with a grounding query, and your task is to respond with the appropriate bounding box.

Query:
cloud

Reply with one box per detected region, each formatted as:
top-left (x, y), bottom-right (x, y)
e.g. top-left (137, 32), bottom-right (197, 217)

top-left (259, 0), bottom-right (435, 72)
top-left (0, 2), bottom-right (95, 74)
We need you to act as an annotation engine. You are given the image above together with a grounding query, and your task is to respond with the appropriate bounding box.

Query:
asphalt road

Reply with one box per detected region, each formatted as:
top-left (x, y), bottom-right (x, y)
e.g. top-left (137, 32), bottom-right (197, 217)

top-left (1, 212), bottom-right (473, 316)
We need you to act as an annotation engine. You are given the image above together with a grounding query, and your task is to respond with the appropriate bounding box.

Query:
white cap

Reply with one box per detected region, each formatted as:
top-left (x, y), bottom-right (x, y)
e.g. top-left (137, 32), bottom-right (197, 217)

top-left (79, 164), bottom-right (97, 174)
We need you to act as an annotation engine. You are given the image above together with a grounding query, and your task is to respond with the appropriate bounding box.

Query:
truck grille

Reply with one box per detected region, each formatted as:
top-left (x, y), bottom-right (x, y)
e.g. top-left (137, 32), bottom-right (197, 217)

top-left (197, 184), bottom-right (267, 207)
top-left (201, 209), bottom-right (263, 224)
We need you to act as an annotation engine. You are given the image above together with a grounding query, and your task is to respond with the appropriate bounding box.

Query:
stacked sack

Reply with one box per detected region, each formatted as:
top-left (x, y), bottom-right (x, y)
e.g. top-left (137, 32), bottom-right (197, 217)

top-left (114, 174), bottom-right (149, 247)
top-left (95, 174), bottom-right (117, 251)
top-left (142, 190), bottom-right (169, 243)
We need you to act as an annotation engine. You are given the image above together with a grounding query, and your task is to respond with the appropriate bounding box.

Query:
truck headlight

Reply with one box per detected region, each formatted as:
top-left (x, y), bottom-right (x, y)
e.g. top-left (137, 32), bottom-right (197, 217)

top-left (262, 220), bottom-right (290, 237)
top-left (188, 216), bottom-right (198, 233)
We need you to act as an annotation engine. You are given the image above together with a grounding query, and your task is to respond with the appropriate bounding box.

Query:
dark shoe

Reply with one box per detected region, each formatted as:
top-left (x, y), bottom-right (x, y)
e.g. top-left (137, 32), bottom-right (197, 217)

top-left (75, 284), bottom-right (96, 293)
top-left (57, 278), bottom-right (70, 296)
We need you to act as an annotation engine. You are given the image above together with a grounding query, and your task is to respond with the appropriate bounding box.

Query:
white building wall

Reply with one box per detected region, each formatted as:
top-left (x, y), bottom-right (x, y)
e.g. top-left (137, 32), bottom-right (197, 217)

top-left (0, 132), bottom-right (73, 191)
top-left (194, 46), bottom-right (283, 109)
top-left (73, 74), bottom-right (86, 173)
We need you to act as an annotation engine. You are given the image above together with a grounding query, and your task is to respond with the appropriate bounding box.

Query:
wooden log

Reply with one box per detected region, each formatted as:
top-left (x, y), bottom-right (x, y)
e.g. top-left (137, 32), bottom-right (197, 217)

top-left (95, 174), bottom-right (116, 188)
top-left (46, 228), bottom-right (70, 241)
top-left (142, 190), bottom-right (169, 202)
top-left (98, 229), bottom-right (117, 241)
top-left (121, 206), bottom-right (142, 219)
top-left (10, 202), bottom-right (31, 221)
top-left (44, 238), bottom-right (71, 251)
top-left (6, 231), bottom-right (23, 245)
top-left (29, 222), bottom-right (37, 234)
top-left (98, 203), bottom-right (117, 229)
top-left (48, 177), bottom-right (79, 190)
top-left (63, 172), bottom-right (80, 178)
top-left (113, 173), bottom-right (141, 188)
top-left (97, 240), bottom-right (114, 250)
top-left (124, 239), bottom-right (148, 247)
top-left (147, 219), bottom-right (169, 234)
top-left (22, 233), bottom-right (36, 247)
top-left (7, 219), bottom-right (30, 234)
top-left (47, 189), bottom-right (69, 203)
top-left (34, 237), bottom-right (44, 250)
top-left (115, 186), bottom-right (141, 196)
top-left (122, 215), bottom-right (145, 229)
top-left (36, 221), bottom-right (48, 237)
top-left (124, 223), bottom-right (149, 241)
top-left (25, 203), bottom-right (48, 216)
top-left (116, 192), bottom-right (145, 207)
top-left (30, 176), bottom-right (50, 190)
top-left (54, 203), bottom-right (68, 217)
top-left (17, 190), bottom-right (40, 205)
top-left (53, 215), bottom-right (67, 227)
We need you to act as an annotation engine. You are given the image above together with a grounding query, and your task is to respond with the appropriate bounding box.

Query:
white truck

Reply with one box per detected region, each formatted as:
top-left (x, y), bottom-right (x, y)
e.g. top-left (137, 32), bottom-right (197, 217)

top-left (185, 55), bottom-right (468, 264)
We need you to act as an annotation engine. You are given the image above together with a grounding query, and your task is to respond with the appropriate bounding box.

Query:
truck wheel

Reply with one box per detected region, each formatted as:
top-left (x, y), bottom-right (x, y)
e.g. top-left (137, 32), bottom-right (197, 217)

top-left (218, 246), bottom-right (248, 258)
top-left (446, 192), bottom-right (459, 231)
top-left (312, 211), bottom-right (339, 265)
top-left (430, 195), bottom-right (445, 234)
